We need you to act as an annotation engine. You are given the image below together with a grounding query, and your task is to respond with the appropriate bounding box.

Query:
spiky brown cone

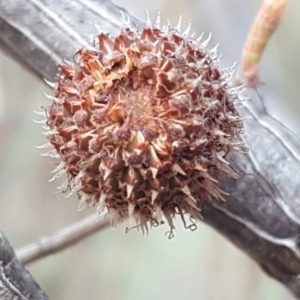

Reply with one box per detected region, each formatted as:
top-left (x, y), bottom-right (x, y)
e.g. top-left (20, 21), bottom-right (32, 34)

top-left (42, 15), bottom-right (246, 237)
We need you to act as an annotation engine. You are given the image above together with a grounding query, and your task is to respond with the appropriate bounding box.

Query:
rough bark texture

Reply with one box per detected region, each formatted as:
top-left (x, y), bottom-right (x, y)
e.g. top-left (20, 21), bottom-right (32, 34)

top-left (0, 234), bottom-right (49, 299)
top-left (204, 90), bottom-right (300, 297)
top-left (1, 0), bottom-right (300, 298)
top-left (0, 0), bottom-right (140, 81)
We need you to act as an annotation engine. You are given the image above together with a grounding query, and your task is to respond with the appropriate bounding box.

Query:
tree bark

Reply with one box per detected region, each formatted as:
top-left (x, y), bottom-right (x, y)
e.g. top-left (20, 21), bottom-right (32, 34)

top-left (0, 234), bottom-right (49, 299)
top-left (1, 0), bottom-right (300, 298)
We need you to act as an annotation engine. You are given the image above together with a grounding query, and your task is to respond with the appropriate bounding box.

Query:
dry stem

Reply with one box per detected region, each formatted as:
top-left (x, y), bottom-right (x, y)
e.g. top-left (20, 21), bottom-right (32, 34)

top-left (16, 214), bottom-right (110, 265)
top-left (237, 0), bottom-right (288, 86)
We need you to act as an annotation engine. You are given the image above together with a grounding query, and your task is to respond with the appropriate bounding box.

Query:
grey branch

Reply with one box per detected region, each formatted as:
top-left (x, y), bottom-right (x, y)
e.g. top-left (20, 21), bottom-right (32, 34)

top-left (0, 233), bottom-right (49, 300)
top-left (1, 0), bottom-right (300, 299)
top-left (16, 215), bottom-right (110, 265)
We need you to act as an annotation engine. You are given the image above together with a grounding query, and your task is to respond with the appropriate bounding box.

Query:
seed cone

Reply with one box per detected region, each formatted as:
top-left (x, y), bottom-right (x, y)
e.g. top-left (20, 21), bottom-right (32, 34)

top-left (43, 15), bottom-right (246, 236)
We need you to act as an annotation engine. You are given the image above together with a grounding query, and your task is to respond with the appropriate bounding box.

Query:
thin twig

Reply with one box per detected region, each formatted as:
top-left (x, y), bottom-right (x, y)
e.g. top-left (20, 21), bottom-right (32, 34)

top-left (237, 0), bottom-right (288, 86)
top-left (16, 214), bottom-right (110, 265)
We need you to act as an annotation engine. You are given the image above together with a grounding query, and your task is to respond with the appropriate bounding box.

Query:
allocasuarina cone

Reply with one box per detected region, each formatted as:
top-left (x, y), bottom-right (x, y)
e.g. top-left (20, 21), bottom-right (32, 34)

top-left (40, 14), bottom-right (246, 236)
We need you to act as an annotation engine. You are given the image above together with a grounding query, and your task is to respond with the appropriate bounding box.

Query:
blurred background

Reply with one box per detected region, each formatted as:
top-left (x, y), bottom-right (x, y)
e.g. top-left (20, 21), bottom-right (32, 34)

top-left (0, 0), bottom-right (299, 299)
